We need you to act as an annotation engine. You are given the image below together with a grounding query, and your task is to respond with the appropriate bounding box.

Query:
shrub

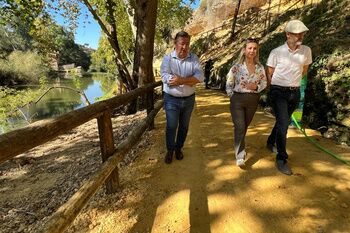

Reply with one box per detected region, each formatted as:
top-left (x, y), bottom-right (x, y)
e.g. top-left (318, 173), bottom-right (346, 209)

top-left (0, 86), bottom-right (43, 126)
top-left (0, 50), bottom-right (49, 84)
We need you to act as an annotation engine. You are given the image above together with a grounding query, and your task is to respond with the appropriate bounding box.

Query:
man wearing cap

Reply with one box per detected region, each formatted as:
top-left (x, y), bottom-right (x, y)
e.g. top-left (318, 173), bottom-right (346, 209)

top-left (266, 19), bottom-right (312, 175)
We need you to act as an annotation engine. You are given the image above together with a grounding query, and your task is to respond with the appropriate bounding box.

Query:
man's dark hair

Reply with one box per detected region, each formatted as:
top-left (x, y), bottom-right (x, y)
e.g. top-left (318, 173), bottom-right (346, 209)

top-left (175, 31), bottom-right (190, 41)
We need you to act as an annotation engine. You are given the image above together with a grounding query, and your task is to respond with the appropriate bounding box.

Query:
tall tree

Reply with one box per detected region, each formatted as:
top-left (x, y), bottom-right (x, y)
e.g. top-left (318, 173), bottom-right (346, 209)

top-left (133, 0), bottom-right (158, 114)
top-left (231, 0), bottom-right (242, 39)
top-left (80, 0), bottom-right (136, 93)
top-left (0, 0), bottom-right (45, 27)
top-left (133, 0), bottom-right (158, 86)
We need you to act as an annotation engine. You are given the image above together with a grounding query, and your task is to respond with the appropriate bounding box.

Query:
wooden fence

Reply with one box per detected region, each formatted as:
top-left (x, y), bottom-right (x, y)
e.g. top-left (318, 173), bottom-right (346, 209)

top-left (0, 81), bottom-right (163, 232)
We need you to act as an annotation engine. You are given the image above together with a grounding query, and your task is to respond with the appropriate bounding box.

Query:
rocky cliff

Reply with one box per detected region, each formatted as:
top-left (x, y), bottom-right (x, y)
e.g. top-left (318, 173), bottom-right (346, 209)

top-left (185, 0), bottom-right (267, 35)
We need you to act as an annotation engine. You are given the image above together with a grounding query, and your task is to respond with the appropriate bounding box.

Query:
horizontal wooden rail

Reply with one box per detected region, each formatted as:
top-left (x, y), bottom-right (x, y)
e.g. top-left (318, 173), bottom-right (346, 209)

top-left (41, 100), bottom-right (164, 233)
top-left (0, 81), bottom-right (162, 164)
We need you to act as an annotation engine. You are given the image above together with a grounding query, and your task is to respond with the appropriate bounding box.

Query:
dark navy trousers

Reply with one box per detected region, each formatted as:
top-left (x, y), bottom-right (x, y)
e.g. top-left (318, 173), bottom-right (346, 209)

top-left (267, 85), bottom-right (300, 161)
top-left (164, 92), bottom-right (195, 151)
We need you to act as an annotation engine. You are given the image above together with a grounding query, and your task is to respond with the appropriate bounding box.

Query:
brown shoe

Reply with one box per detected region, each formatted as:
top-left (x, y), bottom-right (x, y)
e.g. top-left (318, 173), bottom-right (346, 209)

top-left (165, 150), bottom-right (173, 164)
top-left (175, 149), bottom-right (184, 160)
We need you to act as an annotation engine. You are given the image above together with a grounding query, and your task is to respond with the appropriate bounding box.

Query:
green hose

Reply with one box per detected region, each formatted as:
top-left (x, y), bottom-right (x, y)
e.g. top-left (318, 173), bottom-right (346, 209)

top-left (291, 114), bottom-right (350, 167)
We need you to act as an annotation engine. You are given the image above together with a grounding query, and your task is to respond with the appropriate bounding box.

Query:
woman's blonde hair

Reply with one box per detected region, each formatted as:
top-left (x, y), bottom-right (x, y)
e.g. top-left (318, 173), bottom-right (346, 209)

top-left (236, 38), bottom-right (261, 65)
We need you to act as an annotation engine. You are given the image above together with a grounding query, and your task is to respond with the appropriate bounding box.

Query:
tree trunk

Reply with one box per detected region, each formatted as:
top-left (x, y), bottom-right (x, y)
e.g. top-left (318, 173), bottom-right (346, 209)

top-left (132, 0), bottom-right (158, 119)
top-left (231, 0), bottom-right (242, 40)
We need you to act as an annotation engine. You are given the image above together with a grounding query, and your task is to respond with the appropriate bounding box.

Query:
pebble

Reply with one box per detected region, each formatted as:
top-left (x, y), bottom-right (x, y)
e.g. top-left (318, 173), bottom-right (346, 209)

top-left (89, 223), bottom-right (95, 230)
top-left (8, 209), bottom-right (15, 215)
top-left (18, 223), bottom-right (26, 232)
top-left (340, 203), bottom-right (348, 208)
top-left (329, 191), bottom-right (337, 197)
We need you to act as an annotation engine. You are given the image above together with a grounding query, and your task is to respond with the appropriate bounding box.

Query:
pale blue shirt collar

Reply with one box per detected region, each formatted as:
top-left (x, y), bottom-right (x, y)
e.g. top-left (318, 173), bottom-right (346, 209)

top-left (170, 50), bottom-right (191, 60)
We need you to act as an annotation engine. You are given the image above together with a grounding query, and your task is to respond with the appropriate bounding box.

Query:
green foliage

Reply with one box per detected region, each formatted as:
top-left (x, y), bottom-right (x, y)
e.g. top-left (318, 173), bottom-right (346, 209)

top-left (31, 18), bottom-right (91, 70)
top-left (191, 33), bottom-right (218, 57)
top-left (0, 18), bottom-right (33, 58)
top-left (115, 2), bottom-right (134, 62)
top-left (60, 43), bottom-right (91, 71)
top-left (90, 36), bottom-right (117, 73)
top-left (320, 64), bottom-right (349, 120)
top-left (31, 17), bottom-right (70, 54)
top-left (300, 0), bottom-right (350, 129)
top-left (85, 1), bottom-right (134, 73)
top-left (0, 50), bottom-right (49, 84)
top-left (72, 75), bottom-right (82, 89)
top-left (38, 76), bottom-right (48, 86)
top-left (0, 9), bottom-right (91, 84)
top-left (156, 0), bottom-right (192, 44)
top-left (0, 86), bottom-right (43, 125)
top-left (0, 0), bottom-right (45, 28)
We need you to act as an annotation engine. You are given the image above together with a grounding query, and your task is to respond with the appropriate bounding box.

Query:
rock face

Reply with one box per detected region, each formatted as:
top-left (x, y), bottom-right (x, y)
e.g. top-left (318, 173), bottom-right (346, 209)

top-left (185, 0), bottom-right (267, 35)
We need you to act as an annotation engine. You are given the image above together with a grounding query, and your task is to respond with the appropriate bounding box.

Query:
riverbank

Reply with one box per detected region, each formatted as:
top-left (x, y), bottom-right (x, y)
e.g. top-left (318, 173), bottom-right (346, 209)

top-left (0, 73), bottom-right (114, 134)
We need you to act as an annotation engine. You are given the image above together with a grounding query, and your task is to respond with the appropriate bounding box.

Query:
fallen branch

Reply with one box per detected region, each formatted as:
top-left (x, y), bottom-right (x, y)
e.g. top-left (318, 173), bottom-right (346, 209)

top-left (35, 86), bottom-right (91, 106)
top-left (5, 86), bottom-right (91, 125)
top-left (12, 209), bottom-right (37, 217)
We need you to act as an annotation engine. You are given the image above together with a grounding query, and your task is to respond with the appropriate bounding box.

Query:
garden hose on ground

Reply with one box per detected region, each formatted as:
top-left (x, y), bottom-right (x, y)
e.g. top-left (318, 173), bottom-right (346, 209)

top-left (291, 114), bottom-right (350, 167)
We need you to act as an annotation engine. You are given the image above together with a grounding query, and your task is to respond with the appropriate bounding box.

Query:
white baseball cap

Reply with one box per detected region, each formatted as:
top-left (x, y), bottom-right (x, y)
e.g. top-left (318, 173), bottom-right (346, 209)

top-left (285, 20), bottom-right (309, 33)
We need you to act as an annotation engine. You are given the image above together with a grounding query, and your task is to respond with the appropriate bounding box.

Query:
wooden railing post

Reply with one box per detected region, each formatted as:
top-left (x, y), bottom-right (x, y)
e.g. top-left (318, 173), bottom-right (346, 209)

top-left (97, 110), bottom-right (119, 194)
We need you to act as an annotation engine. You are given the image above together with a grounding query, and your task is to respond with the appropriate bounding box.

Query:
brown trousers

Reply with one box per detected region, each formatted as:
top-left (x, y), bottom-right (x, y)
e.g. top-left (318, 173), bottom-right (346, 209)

top-left (229, 92), bottom-right (260, 159)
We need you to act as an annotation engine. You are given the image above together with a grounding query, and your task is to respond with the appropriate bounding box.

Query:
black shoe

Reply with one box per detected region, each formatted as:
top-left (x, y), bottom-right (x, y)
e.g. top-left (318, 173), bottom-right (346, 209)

top-left (276, 159), bottom-right (292, 175)
top-left (266, 143), bottom-right (277, 153)
top-left (165, 151), bottom-right (173, 164)
top-left (175, 149), bottom-right (184, 160)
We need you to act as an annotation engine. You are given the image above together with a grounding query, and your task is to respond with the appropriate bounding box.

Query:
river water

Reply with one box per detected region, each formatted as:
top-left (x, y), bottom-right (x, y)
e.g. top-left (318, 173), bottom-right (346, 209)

top-left (1, 73), bottom-right (115, 134)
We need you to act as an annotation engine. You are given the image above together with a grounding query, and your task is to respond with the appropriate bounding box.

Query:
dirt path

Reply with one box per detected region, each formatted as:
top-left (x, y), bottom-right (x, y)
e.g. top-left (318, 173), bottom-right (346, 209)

top-left (1, 86), bottom-right (350, 233)
top-left (69, 86), bottom-right (350, 233)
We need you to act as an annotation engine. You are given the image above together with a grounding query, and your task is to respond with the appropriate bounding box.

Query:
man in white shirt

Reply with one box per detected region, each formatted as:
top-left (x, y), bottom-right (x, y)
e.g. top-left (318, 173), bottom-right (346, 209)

top-left (266, 20), bottom-right (312, 175)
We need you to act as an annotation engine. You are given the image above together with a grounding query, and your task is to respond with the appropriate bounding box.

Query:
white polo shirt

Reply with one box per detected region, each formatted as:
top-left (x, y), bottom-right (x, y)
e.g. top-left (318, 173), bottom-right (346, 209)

top-left (267, 43), bottom-right (312, 87)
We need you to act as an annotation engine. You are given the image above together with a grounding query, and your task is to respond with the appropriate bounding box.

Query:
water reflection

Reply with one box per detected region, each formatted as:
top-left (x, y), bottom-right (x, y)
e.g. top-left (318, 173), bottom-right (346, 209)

top-left (1, 73), bottom-right (115, 134)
